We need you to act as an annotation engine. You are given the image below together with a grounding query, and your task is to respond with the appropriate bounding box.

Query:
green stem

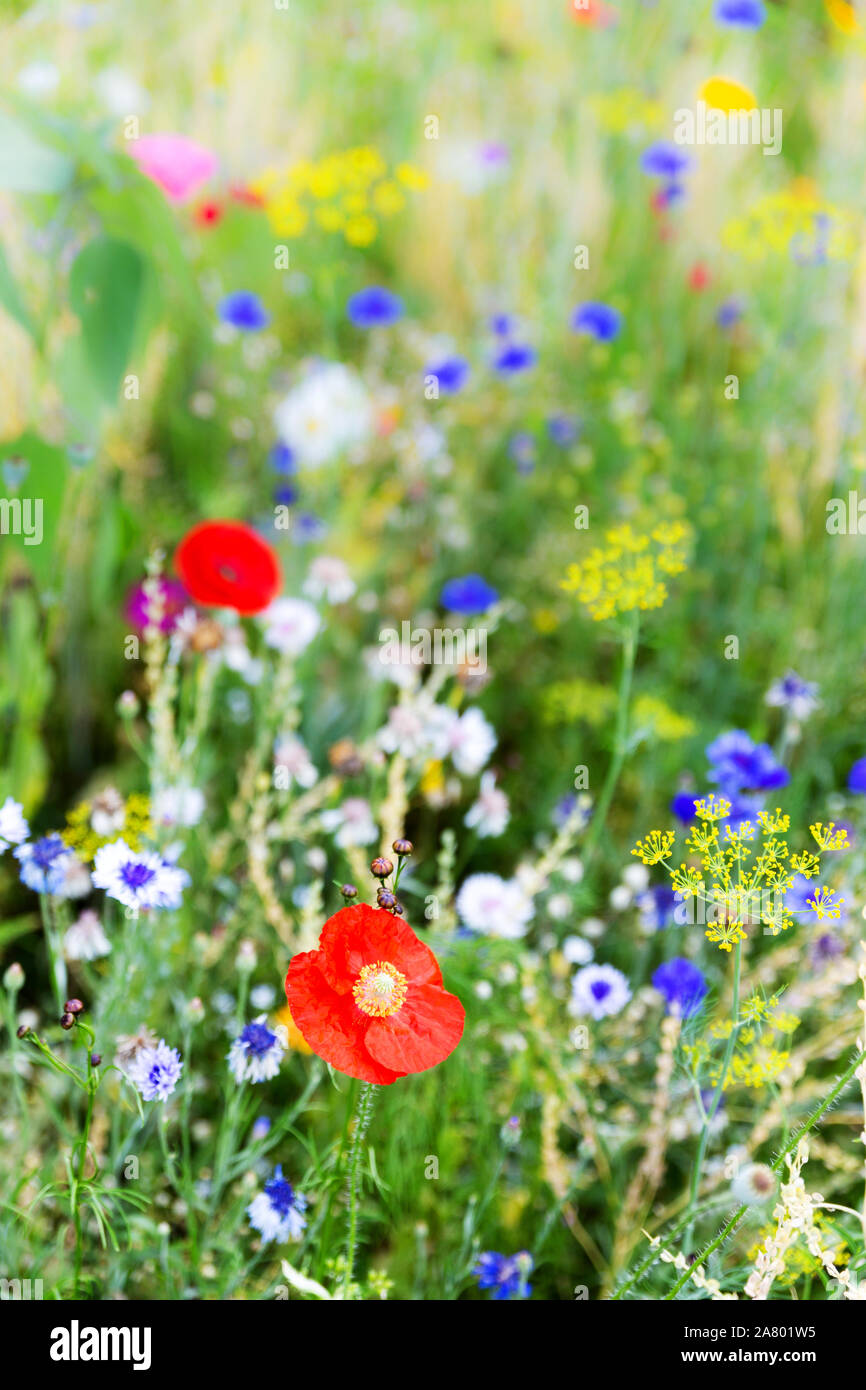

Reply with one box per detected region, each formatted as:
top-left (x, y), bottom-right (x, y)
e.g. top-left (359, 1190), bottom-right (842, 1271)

top-left (343, 1082), bottom-right (377, 1299)
top-left (73, 1059), bottom-right (97, 1297)
top-left (684, 938), bottom-right (742, 1248)
top-left (582, 613), bottom-right (638, 868)
top-left (665, 1044), bottom-right (866, 1299)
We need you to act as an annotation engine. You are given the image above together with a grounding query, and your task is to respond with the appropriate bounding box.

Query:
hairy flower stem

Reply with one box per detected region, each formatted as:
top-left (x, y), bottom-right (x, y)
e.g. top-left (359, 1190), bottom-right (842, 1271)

top-left (72, 1023), bottom-right (98, 1297)
top-left (683, 938), bottom-right (743, 1250)
top-left (582, 613), bottom-right (638, 870)
top-left (343, 1082), bottom-right (377, 1299)
top-left (665, 1043), bottom-right (866, 1299)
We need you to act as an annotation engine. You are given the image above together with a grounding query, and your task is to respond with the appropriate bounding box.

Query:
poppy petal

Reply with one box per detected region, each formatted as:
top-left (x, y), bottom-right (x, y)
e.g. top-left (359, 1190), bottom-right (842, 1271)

top-left (317, 903), bottom-right (443, 994)
top-left (365, 982), bottom-right (465, 1075)
top-left (174, 520), bottom-right (281, 614)
top-left (285, 952), bottom-right (401, 1084)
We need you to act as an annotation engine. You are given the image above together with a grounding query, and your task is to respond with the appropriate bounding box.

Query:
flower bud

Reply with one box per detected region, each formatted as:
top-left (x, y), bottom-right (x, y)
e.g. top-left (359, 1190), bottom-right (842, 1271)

top-left (60, 1012), bottom-right (75, 1030)
top-left (392, 839), bottom-right (413, 857)
top-left (116, 690), bottom-right (140, 718)
top-left (16, 1024), bottom-right (29, 1039)
top-left (371, 857), bottom-right (393, 879)
top-left (64, 998), bottom-right (85, 1016)
top-left (91, 1053), bottom-right (102, 1067)
top-left (340, 883), bottom-right (358, 899)
top-left (377, 890), bottom-right (397, 910)
top-left (3, 962), bottom-right (24, 992)
top-left (235, 939), bottom-right (257, 973)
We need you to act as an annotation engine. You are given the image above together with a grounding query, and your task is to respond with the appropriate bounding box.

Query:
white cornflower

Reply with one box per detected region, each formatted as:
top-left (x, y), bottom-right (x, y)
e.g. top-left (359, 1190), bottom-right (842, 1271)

top-left (562, 935), bottom-right (594, 966)
top-left (246, 1166), bottom-right (307, 1243)
top-left (568, 964), bottom-right (631, 1021)
top-left (64, 910), bottom-right (111, 962)
top-left (456, 873), bottom-right (533, 939)
top-left (260, 597), bottom-right (321, 656)
top-left (92, 838), bottom-right (190, 911)
top-left (444, 706), bottom-right (496, 776)
top-left (303, 555), bottom-right (355, 604)
top-left (464, 772), bottom-right (509, 838)
top-left (274, 736), bottom-right (318, 789)
top-left (0, 798), bottom-right (29, 853)
top-left (227, 1016), bottom-right (287, 1084)
top-left (274, 362), bottom-right (373, 468)
top-left (153, 786), bottom-right (205, 828)
top-left (320, 797), bottom-right (378, 848)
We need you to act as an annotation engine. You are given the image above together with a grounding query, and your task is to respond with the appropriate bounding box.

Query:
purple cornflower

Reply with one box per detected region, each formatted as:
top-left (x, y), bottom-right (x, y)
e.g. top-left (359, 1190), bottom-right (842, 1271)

top-left (640, 142), bottom-right (694, 179)
top-left (652, 958), bottom-right (708, 1017)
top-left (440, 573), bottom-right (499, 615)
top-left (570, 301), bottom-right (622, 342)
top-left (426, 356), bottom-right (470, 395)
top-left (125, 577), bottom-right (189, 635)
top-left (346, 285), bottom-right (404, 328)
top-left (492, 343), bottom-right (537, 375)
top-left (126, 1040), bottom-right (183, 1102)
top-left (706, 730), bottom-right (789, 794)
top-left (713, 0), bottom-right (766, 28)
top-left (474, 1250), bottom-right (532, 1300)
top-left (218, 291), bottom-right (270, 331)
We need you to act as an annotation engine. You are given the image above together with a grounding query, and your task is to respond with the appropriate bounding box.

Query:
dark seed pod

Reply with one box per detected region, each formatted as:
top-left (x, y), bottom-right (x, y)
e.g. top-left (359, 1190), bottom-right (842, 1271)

top-left (392, 839), bottom-right (413, 856)
top-left (391, 901), bottom-right (405, 915)
top-left (340, 883), bottom-right (359, 899)
top-left (377, 890), bottom-right (397, 910)
top-left (370, 857), bottom-right (393, 879)
top-left (16, 1024), bottom-right (29, 1039)
top-left (60, 1012), bottom-right (75, 1030)
top-left (64, 998), bottom-right (85, 1015)
top-left (91, 1054), bottom-right (102, 1067)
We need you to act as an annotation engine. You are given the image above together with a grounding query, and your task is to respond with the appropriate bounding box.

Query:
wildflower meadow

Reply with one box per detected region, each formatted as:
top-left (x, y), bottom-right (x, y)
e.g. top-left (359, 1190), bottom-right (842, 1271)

top-left (3, 0), bottom-right (866, 1344)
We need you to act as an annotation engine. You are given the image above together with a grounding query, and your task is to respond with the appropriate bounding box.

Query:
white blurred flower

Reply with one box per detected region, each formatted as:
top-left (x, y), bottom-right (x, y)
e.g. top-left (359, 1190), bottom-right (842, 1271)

top-left (559, 857), bottom-right (584, 884)
top-left (731, 1163), bottom-right (776, 1206)
top-left (456, 873), bottom-right (533, 939)
top-left (546, 893), bottom-right (572, 922)
top-left (274, 736), bottom-right (318, 789)
top-left (260, 598), bottom-right (321, 655)
top-left (17, 62), bottom-right (59, 98)
top-left (622, 863), bottom-right (649, 893)
top-left (444, 706), bottom-right (496, 776)
top-left (303, 556), bottom-right (355, 604)
top-left (474, 980), bottom-right (493, 1001)
top-left (562, 935), bottom-right (594, 966)
top-left (274, 363), bottom-right (373, 468)
top-left (464, 772), bottom-right (509, 838)
top-left (94, 66), bottom-right (150, 116)
top-left (320, 797), bottom-right (377, 848)
top-left (0, 797), bottom-right (29, 853)
top-left (609, 884), bottom-right (632, 911)
top-left (57, 854), bottom-right (92, 900)
top-left (90, 786), bottom-right (125, 837)
top-left (153, 786), bottom-right (205, 828)
top-left (64, 910), bottom-right (111, 962)
top-left (377, 698), bottom-right (456, 763)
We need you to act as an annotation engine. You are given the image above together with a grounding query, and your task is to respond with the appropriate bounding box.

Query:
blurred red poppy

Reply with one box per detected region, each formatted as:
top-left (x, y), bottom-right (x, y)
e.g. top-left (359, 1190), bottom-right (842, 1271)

top-left (174, 520), bottom-right (281, 614)
top-left (285, 904), bottom-right (465, 1084)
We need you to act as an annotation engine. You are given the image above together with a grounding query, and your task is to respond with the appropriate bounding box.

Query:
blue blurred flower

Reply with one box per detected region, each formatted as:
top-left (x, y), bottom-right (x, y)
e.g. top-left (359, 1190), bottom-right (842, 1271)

top-left (346, 285), bottom-right (404, 327)
top-left (247, 1165), bottom-right (307, 1243)
top-left (440, 573), bottom-right (499, 615)
top-left (492, 343), bottom-right (537, 374)
top-left (474, 1250), bottom-right (533, 1300)
top-left (652, 958), bottom-right (707, 1017)
top-left (218, 291), bottom-right (270, 331)
top-left (848, 757), bottom-right (866, 793)
top-left (509, 431), bottom-right (537, 473)
top-left (640, 142), bottom-right (694, 179)
top-left (765, 670), bottom-right (819, 721)
top-left (489, 313), bottom-right (514, 336)
top-left (671, 791), bottom-right (699, 824)
top-left (547, 415), bottom-right (579, 447)
top-left (706, 730), bottom-right (789, 794)
top-left (638, 884), bottom-right (681, 929)
top-left (714, 0), bottom-right (766, 28)
top-left (294, 512), bottom-right (327, 542)
top-left (15, 834), bottom-right (74, 895)
top-left (716, 297), bottom-right (744, 328)
top-left (274, 484), bottom-right (298, 506)
top-left (426, 356), bottom-right (470, 395)
top-left (570, 301), bottom-right (622, 342)
top-left (269, 442), bottom-right (297, 475)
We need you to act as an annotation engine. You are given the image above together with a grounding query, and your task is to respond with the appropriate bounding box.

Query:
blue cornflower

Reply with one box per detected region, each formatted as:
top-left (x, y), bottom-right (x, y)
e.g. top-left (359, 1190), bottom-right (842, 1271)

top-left (570, 301), bottom-right (622, 342)
top-left (346, 285), bottom-right (404, 328)
top-left (274, 484), bottom-right (298, 506)
top-left (671, 791), bottom-right (699, 824)
top-left (640, 142), bottom-right (694, 180)
top-left (716, 297), bottom-right (744, 328)
top-left (848, 757), bottom-right (866, 794)
top-left (269, 442), bottom-right (297, 475)
top-left (713, 0), bottom-right (766, 28)
top-left (293, 512), bottom-right (327, 542)
top-left (638, 884), bottom-right (681, 930)
top-left (489, 313), bottom-right (514, 336)
top-left (126, 1040), bottom-right (183, 1102)
top-left (14, 835), bottom-right (73, 895)
top-left (425, 356), bottom-right (470, 395)
top-left (91, 838), bottom-right (190, 911)
top-left (228, 1015), bottom-right (287, 1084)
top-left (247, 1165), bottom-right (307, 1243)
top-left (547, 415), bottom-right (579, 447)
top-left (492, 343), bottom-right (537, 375)
top-left (765, 670), bottom-right (819, 721)
top-left (252, 1116), bottom-right (272, 1141)
top-left (218, 291), bottom-right (270, 331)
top-left (706, 730), bottom-right (789, 794)
top-left (474, 1250), bottom-right (533, 1300)
top-left (652, 958), bottom-right (708, 1017)
top-left (440, 573), bottom-right (499, 615)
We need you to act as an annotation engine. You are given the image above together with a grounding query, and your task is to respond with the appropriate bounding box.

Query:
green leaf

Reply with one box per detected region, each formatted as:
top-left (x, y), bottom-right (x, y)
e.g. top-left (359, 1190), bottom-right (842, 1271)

top-left (0, 240), bottom-right (34, 336)
top-left (68, 237), bottom-right (144, 403)
top-left (0, 110), bottom-right (74, 193)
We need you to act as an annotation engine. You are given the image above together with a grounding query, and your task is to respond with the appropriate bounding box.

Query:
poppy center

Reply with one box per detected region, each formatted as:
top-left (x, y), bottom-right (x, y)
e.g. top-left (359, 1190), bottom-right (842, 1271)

top-left (353, 960), bottom-right (408, 1018)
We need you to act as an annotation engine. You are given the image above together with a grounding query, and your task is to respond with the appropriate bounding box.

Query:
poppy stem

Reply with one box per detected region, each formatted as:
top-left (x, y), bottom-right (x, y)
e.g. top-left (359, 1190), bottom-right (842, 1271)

top-left (342, 1081), bottom-right (378, 1299)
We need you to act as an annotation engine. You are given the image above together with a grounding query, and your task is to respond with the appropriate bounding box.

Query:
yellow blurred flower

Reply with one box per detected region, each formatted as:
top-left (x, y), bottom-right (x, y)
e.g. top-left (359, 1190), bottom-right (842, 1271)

top-left (274, 1003), bottom-right (313, 1055)
top-left (699, 76), bottom-right (757, 112)
top-left (560, 520), bottom-right (691, 622)
top-left (826, 0), bottom-right (859, 34)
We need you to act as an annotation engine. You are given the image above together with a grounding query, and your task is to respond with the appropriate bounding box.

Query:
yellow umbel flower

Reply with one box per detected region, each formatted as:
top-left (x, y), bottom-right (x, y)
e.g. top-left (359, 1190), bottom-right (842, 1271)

top-left (560, 520), bottom-right (691, 622)
top-left (63, 792), bottom-right (152, 863)
top-left (631, 830), bottom-right (675, 865)
top-left (256, 146), bottom-right (428, 247)
top-left (705, 921), bottom-right (748, 952)
top-left (809, 821), bottom-right (849, 852)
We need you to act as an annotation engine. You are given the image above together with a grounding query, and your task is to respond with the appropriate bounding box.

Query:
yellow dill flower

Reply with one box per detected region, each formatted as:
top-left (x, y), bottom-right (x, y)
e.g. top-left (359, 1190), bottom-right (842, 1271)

top-left (269, 196), bottom-right (308, 237)
top-left (560, 520), bottom-right (691, 622)
top-left (686, 823), bottom-right (719, 855)
top-left (809, 821), bottom-right (849, 851)
top-left (705, 921), bottom-right (748, 952)
top-left (729, 1043), bottom-right (790, 1089)
top-left (315, 205), bottom-right (344, 232)
top-left (723, 187), bottom-right (859, 263)
top-left (631, 829), bottom-right (675, 865)
top-left (670, 863), bottom-right (704, 896)
top-left (395, 162), bottom-right (430, 191)
top-left (806, 886), bottom-right (844, 920)
top-left (372, 180), bottom-right (407, 216)
top-left (694, 795), bottom-right (731, 822)
top-left (344, 213), bottom-right (378, 247)
top-left (758, 808), bottom-right (790, 834)
top-left (789, 851), bottom-right (820, 878)
top-left (63, 791), bottom-right (152, 862)
top-left (631, 694), bottom-right (695, 741)
top-left (540, 678), bottom-right (615, 725)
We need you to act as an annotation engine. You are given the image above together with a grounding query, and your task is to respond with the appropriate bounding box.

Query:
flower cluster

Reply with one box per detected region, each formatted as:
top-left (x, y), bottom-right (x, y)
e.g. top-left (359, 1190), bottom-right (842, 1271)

top-left (560, 521), bottom-right (691, 622)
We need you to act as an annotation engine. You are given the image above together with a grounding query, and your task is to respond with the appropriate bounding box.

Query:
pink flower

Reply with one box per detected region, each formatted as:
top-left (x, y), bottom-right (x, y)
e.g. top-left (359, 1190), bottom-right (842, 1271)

top-left (129, 134), bottom-right (218, 203)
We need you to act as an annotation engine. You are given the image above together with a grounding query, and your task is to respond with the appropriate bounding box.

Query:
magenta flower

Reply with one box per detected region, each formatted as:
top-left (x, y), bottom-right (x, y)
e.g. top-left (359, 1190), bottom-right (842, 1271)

top-left (125, 577), bottom-right (189, 634)
top-left (129, 134), bottom-right (218, 203)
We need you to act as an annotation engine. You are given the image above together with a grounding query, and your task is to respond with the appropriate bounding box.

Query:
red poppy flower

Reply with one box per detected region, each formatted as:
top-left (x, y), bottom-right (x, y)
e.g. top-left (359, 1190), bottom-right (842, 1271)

top-left (174, 520), bottom-right (281, 615)
top-left (568, 0), bottom-right (617, 28)
top-left (285, 904), bottom-right (465, 1084)
top-left (194, 199), bottom-right (224, 227)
